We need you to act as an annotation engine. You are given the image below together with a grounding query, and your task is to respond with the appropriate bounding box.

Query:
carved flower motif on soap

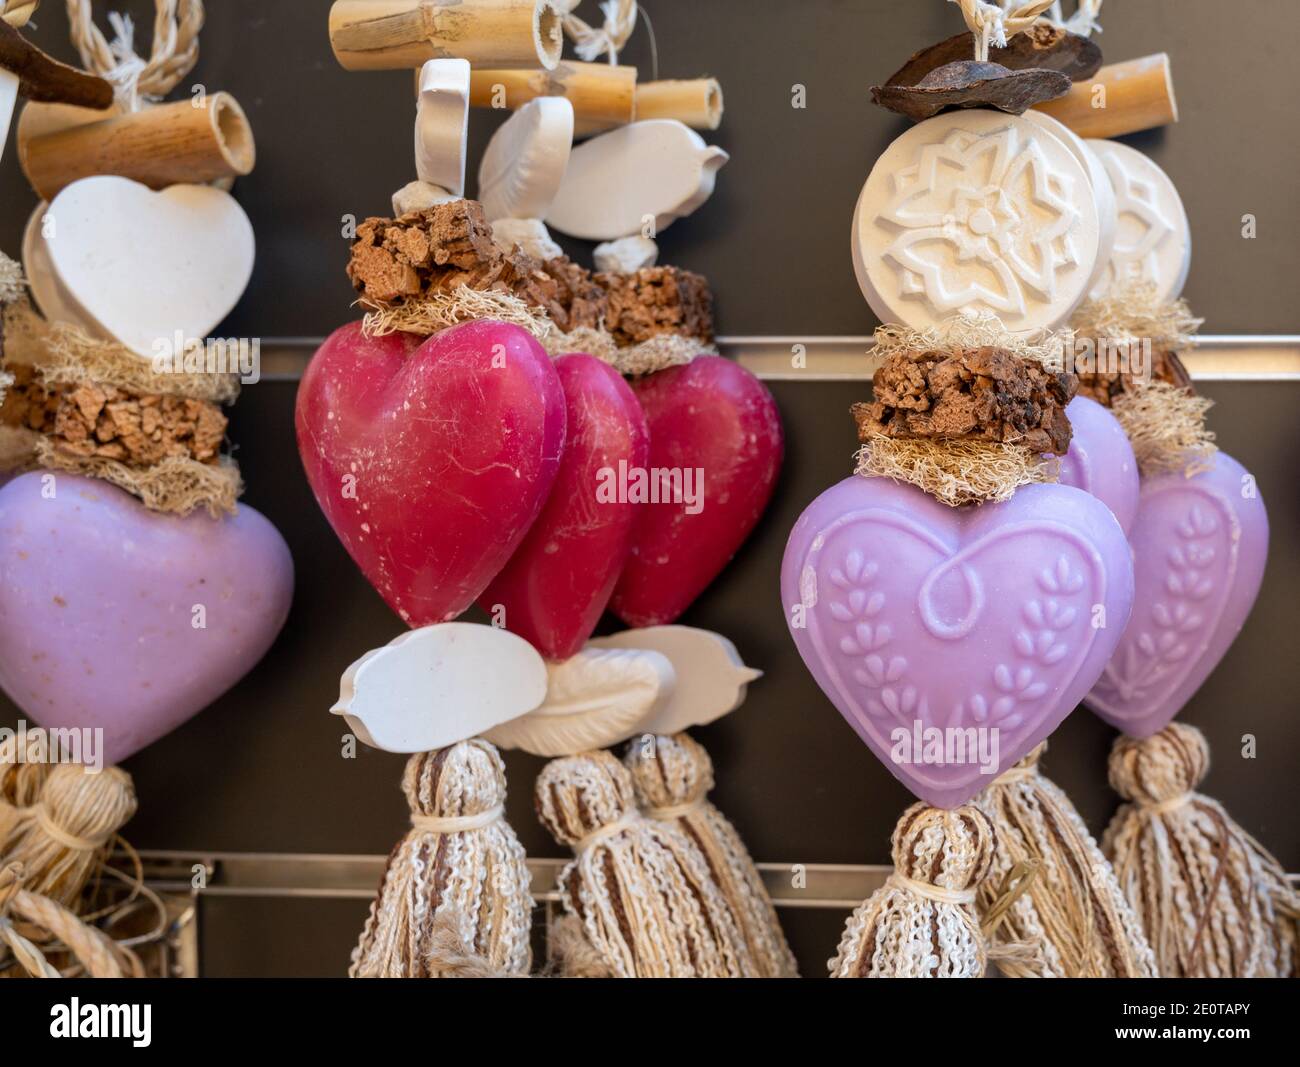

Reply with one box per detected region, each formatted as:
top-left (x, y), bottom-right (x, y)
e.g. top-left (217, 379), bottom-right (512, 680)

top-left (878, 126), bottom-right (1083, 317)
top-left (1095, 155), bottom-right (1176, 294)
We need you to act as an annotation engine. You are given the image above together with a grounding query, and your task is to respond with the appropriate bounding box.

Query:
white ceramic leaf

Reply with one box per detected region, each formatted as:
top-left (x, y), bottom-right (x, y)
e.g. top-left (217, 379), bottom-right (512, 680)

top-left (1085, 138), bottom-right (1191, 303)
top-left (415, 58), bottom-right (470, 196)
top-left (331, 623), bottom-right (548, 753)
top-left (479, 96), bottom-right (573, 221)
top-left (484, 646), bottom-right (675, 757)
top-left (42, 176), bottom-right (254, 358)
top-left (589, 626), bottom-right (761, 734)
top-left (545, 120), bottom-right (729, 241)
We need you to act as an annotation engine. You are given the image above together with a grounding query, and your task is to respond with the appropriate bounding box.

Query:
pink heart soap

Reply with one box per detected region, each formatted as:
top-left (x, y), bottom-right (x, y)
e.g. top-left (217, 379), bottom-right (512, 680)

top-left (612, 356), bottom-right (783, 627)
top-left (0, 473), bottom-right (293, 765)
top-left (296, 320), bottom-right (566, 626)
top-left (1056, 396), bottom-right (1140, 535)
top-left (479, 353), bottom-right (649, 660)
top-left (1086, 451), bottom-right (1268, 737)
top-left (782, 476), bottom-right (1133, 808)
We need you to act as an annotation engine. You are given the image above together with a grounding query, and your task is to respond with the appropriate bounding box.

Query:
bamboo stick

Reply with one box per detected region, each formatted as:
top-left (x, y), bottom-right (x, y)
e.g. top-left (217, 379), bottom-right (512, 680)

top-left (635, 78), bottom-right (724, 131)
top-left (469, 61), bottom-right (636, 134)
top-left (1033, 53), bottom-right (1177, 139)
top-left (21, 91), bottom-right (255, 201)
top-left (330, 0), bottom-right (562, 72)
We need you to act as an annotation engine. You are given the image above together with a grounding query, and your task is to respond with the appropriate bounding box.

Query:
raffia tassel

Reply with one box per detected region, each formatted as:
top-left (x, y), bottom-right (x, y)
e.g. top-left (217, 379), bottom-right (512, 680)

top-left (1104, 724), bottom-right (1299, 978)
top-left (830, 803), bottom-right (1001, 978)
top-left (535, 750), bottom-right (753, 977)
top-left (350, 741), bottom-right (533, 978)
top-left (0, 734), bottom-right (52, 853)
top-left (625, 732), bottom-right (798, 977)
top-left (2, 764), bottom-right (136, 910)
top-left (976, 743), bottom-right (1158, 977)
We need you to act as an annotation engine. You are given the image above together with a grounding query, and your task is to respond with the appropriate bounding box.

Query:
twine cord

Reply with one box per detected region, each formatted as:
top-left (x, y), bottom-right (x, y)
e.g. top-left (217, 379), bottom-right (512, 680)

top-left (410, 805), bottom-right (503, 834)
top-left (560, 0), bottom-right (637, 65)
top-left (951, 0), bottom-right (1057, 61)
top-left (65, 0), bottom-right (204, 112)
top-left (1042, 0), bottom-right (1104, 37)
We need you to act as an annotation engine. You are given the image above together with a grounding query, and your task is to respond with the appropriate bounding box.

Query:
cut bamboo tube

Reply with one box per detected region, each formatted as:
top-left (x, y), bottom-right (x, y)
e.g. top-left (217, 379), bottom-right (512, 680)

top-left (21, 91), bottom-right (255, 201)
top-left (635, 78), bottom-right (723, 131)
top-left (330, 0), bottom-right (562, 72)
top-left (469, 61), bottom-right (636, 134)
top-left (1034, 53), bottom-right (1177, 139)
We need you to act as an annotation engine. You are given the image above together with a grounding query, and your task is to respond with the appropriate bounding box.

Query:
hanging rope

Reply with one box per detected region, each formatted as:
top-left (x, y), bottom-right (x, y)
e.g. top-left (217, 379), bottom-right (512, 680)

top-left (64, 0), bottom-right (203, 112)
top-left (560, 0), bottom-right (637, 64)
top-left (951, 0), bottom-right (1056, 62)
top-left (1043, 0), bottom-right (1104, 37)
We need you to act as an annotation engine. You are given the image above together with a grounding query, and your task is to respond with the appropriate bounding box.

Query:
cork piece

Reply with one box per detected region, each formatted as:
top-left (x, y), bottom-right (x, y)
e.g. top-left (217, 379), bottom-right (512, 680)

top-left (347, 199), bottom-right (559, 314)
top-left (346, 201), bottom-right (717, 347)
top-left (1074, 347), bottom-right (1193, 408)
top-left (596, 266), bottom-right (714, 347)
top-left (543, 255), bottom-right (607, 334)
top-left (854, 347), bottom-right (1076, 454)
top-left (1, 366), bottom-right (227, 466)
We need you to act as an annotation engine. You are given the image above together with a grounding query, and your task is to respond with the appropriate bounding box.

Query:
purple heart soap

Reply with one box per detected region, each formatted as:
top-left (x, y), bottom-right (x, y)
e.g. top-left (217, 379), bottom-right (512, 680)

top-left (1056, 396), bottom-right (1140, 534)
top-left (0, 473), bottom-right (294, 764)
top-left (782, 476), bottom-right (1133, 808)
top-left (1085, 451), bottom-right (1268, 737)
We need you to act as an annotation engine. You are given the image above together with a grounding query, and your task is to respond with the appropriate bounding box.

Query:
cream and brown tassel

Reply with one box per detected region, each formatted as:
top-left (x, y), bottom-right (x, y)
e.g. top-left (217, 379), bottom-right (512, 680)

top-left (0, 732), bottom-right (51, 853)
top-left (1104, 724), bottom-right (1299, 977)
top-left (2, 763), bottom-right (136, 909)
top-left (625, 732), bottom-right (798, 977)
top-left (976, 743), bottom-right (1157, 976)
top-left (350, 740), bottom-right (533, 978)
top-left (535, 749), bottom-right (752, 977)
top-left (830, 803), bottom-right (997, 978)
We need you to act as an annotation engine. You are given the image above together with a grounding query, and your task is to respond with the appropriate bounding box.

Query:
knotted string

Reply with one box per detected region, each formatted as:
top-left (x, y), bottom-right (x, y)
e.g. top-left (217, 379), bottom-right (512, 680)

top-left (950, 0), bottom-right (1057, 61)
top-left (1043, 0), bottom-right (1104, 37)
top-left (560, 0), bottom-right (637, 65)
top-left (65, 0), bottom-right (203, 112)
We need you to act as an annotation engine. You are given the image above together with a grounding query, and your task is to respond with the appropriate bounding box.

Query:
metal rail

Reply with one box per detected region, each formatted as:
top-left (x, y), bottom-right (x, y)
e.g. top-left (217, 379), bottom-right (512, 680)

top-left (255, 335), bottom-right (1300, 383)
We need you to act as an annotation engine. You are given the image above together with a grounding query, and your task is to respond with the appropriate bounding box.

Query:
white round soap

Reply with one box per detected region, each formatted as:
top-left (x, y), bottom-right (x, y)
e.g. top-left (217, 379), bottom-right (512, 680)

top-left (479, 96), bottom-right (574, 222)
top-left (1085, 139), bottom-right (1191, 302)
top-left (852, 110), bottom-right (1101, 333)
top-left (1022, 110), bottom-right (1117, 298)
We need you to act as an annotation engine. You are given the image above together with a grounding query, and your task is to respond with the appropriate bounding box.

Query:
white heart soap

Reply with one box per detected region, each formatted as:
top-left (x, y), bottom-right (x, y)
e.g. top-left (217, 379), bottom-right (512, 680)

top-left (43, 176), bottom-right (254, 357)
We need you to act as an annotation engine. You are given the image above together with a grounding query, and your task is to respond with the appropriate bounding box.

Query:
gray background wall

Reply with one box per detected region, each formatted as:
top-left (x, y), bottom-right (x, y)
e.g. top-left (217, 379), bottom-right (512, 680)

top-left (1, 1), bottom-right (1296, 976)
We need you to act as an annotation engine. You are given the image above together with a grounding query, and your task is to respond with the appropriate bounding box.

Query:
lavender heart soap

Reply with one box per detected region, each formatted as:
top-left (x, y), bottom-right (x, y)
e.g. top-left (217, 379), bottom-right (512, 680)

top-left (1086, 451), bottom-right (1268, 737)
top-left (782, 476), bottom-right (1133, 808)
top-left (0, 473), bottom-right (294, 764)
top-left (1056, 396), bottom-right (1140, 534)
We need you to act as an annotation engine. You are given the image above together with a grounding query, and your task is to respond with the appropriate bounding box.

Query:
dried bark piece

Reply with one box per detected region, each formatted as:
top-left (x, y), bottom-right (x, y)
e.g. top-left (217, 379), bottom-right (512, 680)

top-left (0, 19), bottom-right (113, 107)
top-left (854, 346), bottom-right (1076, 453)
top-left (873, 59), bottom-right (1071, 122)
top-left (595, 267), bottom-right (714, 347)
top-left (882, 25), bottom-right (1102, 89)
top-left (1074, 348), bottom-right (1194, 408)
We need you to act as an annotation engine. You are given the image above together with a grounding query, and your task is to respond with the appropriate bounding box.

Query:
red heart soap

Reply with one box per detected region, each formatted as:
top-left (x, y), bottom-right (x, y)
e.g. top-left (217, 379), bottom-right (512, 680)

top-left (480, 353), bottom-right (649, 660)
top-left (296, 319), bottom-right (566, 626)
top-left (612, 356), bottom-right (783, 627)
